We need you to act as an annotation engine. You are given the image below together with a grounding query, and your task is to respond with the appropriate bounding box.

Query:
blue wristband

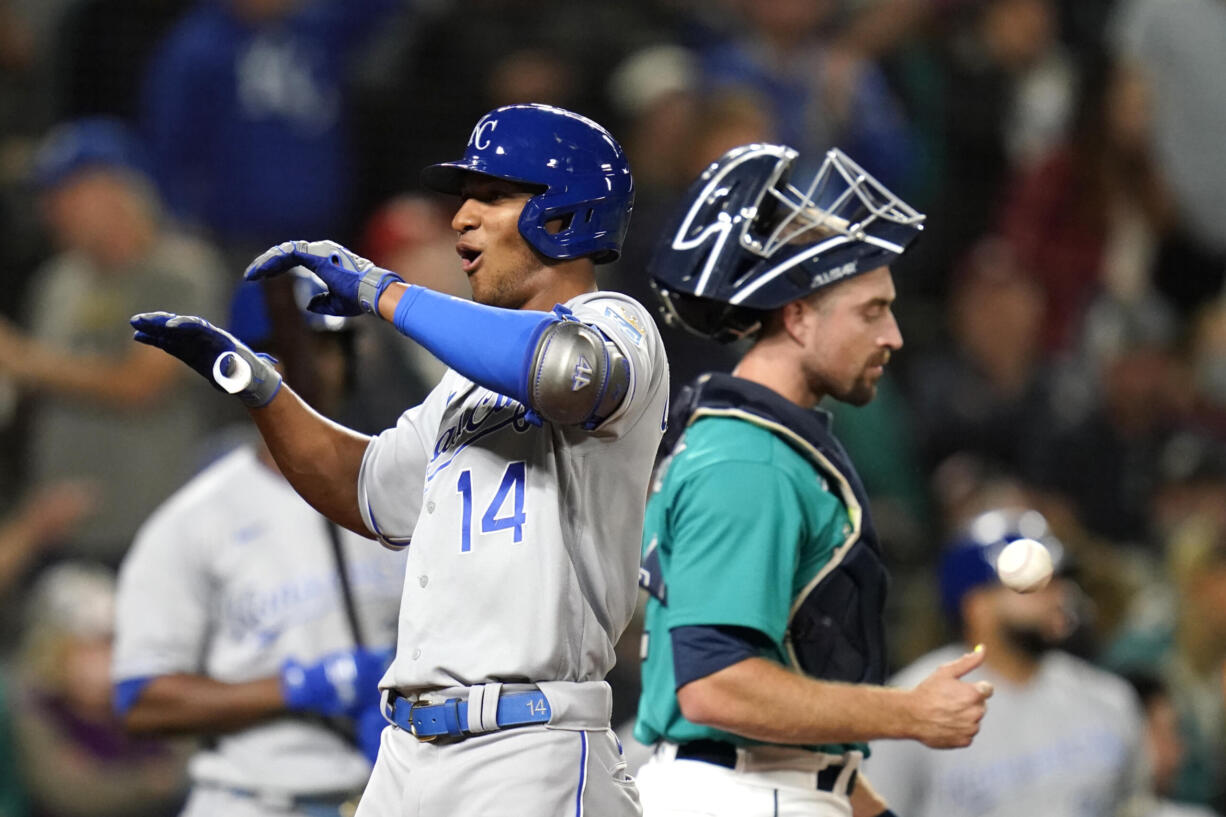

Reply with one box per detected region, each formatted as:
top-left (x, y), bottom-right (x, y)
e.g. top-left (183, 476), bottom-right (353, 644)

top-left (391, 286), bottom-right (560, 405)
top-left (112, 677), bottom-right (154, 717)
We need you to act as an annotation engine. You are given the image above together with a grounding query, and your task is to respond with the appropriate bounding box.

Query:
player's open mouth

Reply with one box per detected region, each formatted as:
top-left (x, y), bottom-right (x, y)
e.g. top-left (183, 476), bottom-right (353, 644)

top-left (457, 245), bottom-right (482, 273)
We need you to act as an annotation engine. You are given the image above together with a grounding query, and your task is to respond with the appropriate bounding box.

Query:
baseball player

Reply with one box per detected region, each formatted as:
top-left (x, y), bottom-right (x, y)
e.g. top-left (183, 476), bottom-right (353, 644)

top-left (129, 103), bottom-right (669, 817)
top-left (865, 508), bottom-right (1144, 817)
top-left (633, 143), bottom-right (994, 817)
top-left (112, 275), bottom-right (406, 817)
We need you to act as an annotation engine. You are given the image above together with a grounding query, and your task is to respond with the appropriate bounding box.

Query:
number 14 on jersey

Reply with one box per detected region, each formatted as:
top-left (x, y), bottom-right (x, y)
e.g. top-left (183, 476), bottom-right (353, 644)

top-left (456, 461), bottom-right (527, 552)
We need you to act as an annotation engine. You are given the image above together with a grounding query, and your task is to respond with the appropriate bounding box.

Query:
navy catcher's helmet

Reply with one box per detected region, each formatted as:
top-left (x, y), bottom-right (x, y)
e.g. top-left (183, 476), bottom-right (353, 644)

top-left (650, 143), bottom-right (925, 342)
top-left (421, 103), bottom-right (634, 264)
top-left (938, 508), bottom-right (1067, 627)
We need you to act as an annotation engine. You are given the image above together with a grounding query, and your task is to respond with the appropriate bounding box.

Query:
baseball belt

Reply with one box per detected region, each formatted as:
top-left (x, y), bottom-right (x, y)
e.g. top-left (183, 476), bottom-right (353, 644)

top-left (388, 689), bottom-right (552, 740)
top-left (668, 740), bottom-right (860, 795)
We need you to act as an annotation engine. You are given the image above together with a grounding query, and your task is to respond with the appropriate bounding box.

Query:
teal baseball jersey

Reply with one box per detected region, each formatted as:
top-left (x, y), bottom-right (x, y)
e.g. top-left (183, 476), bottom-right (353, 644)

top-left (634, 414), bottom-right (862, 755)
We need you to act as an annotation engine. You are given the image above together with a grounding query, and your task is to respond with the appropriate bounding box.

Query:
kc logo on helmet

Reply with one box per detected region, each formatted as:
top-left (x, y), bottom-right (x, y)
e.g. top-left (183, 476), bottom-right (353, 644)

top-left (470, 116), bottom-right (498, 151)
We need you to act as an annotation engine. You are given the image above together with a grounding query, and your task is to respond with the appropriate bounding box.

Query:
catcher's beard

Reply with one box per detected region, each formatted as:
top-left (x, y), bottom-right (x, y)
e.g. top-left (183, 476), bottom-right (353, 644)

top-left (839, 372), bottom-right (880, 406)
top-left (832, 356), bottom-right (889, 406)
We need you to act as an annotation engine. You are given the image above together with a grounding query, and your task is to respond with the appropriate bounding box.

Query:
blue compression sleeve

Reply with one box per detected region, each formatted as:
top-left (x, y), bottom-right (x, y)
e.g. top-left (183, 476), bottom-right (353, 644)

top-left (391, 286), bottom-right (560, 405)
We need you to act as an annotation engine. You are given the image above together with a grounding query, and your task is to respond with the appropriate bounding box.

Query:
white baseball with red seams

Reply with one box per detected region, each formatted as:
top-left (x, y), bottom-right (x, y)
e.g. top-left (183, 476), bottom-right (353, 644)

top-left (994, 538), bottom-right (1053, 592)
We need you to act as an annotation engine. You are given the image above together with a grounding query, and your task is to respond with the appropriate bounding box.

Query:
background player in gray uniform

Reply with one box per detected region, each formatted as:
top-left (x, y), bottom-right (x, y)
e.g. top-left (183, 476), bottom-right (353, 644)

top-left (129, 103), bottom-right (669, 817)
top-left (634, 143), bottom-right (995, 817)
top-left (865, 507), bottom-right (1145, 817)
top-left (112, 274), bottom-right (406, 817)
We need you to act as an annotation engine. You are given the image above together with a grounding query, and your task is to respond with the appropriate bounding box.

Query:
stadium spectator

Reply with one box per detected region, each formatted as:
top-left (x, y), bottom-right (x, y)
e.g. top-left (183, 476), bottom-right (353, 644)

top-left (1149, 434), bottom-right (1226, 552)
top-left (905, 236), bottom-right (1058, 475)
top-left (1124, 672), bottom-right (1223, 817)
top-left (0, 117), bottom-right (226, 566)
top-left (1182, 300), bottom-right (1226, 443)
top-left (356, 0), bottom-right (651, 206)
top-left (889, 0), bottom-right (1067, 309)
top-left (998, 51), bottom-right (1174, 355)
top-left (9, 562), bottom-right (190, 817)
top-left (1107, 513), bottom-right (1226, 812)
top-left (1111, 0), bottom-right (1226, 316)
top-left (0, 482), bottom-right (94, 600)
top-left (1029, 293), bottom-right (1183, 549)
top-left (698, 0), bottom-right (913, 189)
top-left (141, 0), bottom-right (400, 262)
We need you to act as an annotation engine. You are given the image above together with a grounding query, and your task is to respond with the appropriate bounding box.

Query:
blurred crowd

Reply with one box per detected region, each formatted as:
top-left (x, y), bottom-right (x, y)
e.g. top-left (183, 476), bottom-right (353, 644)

top-left (0, 0), bottom-right (1223, 815)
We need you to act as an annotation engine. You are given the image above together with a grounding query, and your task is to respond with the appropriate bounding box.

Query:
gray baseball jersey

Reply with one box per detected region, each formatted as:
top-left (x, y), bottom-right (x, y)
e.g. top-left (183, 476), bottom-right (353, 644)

top-left (358, 290), bottom-right (669, 693)
top-left (865, 646), bottom-right (1145, 817)
top-left (112, 444), bottom-right (406, 798)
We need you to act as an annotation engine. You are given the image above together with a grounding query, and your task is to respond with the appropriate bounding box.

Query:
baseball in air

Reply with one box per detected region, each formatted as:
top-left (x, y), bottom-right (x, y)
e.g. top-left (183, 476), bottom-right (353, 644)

top-left (995, 538), bottom-right (1053, 593)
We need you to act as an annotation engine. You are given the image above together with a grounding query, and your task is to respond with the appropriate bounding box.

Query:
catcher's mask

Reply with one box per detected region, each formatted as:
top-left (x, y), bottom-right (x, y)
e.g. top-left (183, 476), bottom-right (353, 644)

top-left (650, 143), bottom-right (924, 342)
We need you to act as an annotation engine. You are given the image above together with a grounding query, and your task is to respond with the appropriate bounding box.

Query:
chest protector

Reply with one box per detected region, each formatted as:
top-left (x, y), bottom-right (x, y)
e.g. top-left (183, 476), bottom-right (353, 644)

top-left (655, 373), bottom-right (890, 685)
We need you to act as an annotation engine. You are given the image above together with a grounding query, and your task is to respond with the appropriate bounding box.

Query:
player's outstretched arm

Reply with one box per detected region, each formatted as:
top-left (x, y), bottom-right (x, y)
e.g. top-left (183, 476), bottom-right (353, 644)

top-left (130, 312), bottom-right (371, 534)
top-left (244, 240), bottom-right (403, 317)
top-left (676, 649), bottom-right (992, 748)
top-left (246, 239), bottom-right (630, 428)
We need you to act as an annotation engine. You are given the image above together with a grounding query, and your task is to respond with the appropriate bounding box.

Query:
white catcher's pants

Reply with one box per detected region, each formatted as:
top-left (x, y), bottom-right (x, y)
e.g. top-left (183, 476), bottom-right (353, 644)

top-left (635, 744), bottom-right (858, 817)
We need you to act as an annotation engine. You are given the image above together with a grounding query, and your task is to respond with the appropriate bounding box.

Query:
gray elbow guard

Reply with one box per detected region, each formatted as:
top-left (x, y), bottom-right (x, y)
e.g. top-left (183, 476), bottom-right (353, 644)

top-left (528, 320), bottom-right (630, 427)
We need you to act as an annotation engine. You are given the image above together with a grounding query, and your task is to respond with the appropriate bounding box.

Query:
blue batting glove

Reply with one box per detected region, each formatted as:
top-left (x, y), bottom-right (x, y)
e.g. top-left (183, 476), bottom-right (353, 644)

top-left (280, 647), bottom-right (392, 718)
top-left (244, 240), bottom-right (404, 316)
top-left (130, 312), bottom-right (282, 407)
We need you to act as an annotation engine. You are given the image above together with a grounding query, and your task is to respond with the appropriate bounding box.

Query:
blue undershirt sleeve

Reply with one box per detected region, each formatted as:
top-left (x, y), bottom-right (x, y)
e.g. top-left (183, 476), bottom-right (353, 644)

top-left (671, 624), bottom-right (772, 689)
top-left (391, 285), bottom-right (563, 408)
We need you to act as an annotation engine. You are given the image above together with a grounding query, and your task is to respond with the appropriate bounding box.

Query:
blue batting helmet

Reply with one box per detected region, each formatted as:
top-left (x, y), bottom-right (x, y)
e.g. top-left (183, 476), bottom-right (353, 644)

top-left (650, 143), bottom-right (925, 342)
top-left (420, 103), bottom-right (634, 264)
top-left (938, 508), bottom-right (1067, 626)
top-left (229, 272), bottom-right (354, 350)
